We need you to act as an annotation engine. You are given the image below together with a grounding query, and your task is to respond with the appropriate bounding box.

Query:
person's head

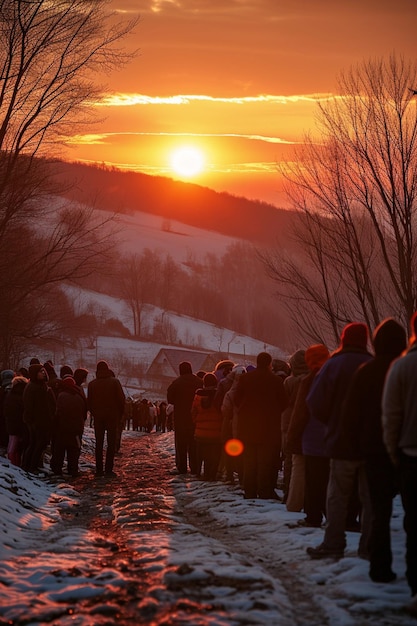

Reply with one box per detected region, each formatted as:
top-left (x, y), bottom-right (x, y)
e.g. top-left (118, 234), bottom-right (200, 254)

top-left (74, 368), bottom-right (88, 386)
top-left (60, 365), bottom-right (73, 379)
top-left (340, 322), bottom-right (369, 350)
top-left (29, 357), bottom-right (41, 365)
top-left (305, 344), bottom-right (330, 373)
top-left (60, 376), bottom-right (77, 391)
top-left (96, 360), bottom-right (110, 376)
top-left (373, 318), bottom-right (407, 358)
top-left (179, 361), bottom-right (192, 376)
top-left (271, 359), bottom-right (290, 377)
top-left (256, 352), bottom-right (272, 369)
top-left (1, 369), bottom-right (14, 389)
top-left (43, 361), bottom-right (57, 379)
top-left (203, 372), bottom-right (217, 388)
top-left (214, 359), bottom-right (235, 381)
top-left (28, 364), bottom-right (48, 383)
top-left (196, 370), bottom-right (206, 379)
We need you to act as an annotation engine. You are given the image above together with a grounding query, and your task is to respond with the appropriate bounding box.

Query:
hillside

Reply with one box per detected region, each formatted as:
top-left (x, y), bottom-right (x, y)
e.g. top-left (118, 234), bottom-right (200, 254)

top-left (52, 160), bottom-right (296, 246)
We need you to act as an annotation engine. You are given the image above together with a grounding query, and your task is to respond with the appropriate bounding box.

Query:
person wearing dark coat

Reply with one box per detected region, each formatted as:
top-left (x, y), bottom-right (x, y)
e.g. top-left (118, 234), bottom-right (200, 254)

top-left (22, 364), bottom-right (56, 473)
top-left (0, 369), bottom-right (14, 450)
top-left (235, 351), bottom-right (288, 499)
top-left (4, 376), bottom-right (29, 466)
top-left (50, 376), bottom-right (87, 477)
top-left (87, 360), bottom-right (125, 477)
top-left (286, 344), bottom-right (330, 516)
top-left (306, 322), bottom-right (373, 560)
top-left (345, 318), bottom-right (407, 583)
top-left (167, 361), bottom-right (201, 474)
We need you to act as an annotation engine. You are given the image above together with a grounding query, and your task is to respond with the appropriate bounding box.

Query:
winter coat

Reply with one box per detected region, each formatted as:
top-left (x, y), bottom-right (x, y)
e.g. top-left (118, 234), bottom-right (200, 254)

top-left (235, 366), bottom-right (288, 446)
top-left (281, 350), bottom-right (309, 434)
top-left (87, 369), bottom-right (125, 424)
top-left (286, 371), bottom-right (315, 455)
top-left (23, 379), bottom-right (56, 432)
top-left (167, 373), bottom-right (201, 432)
top-left (340, 319), bottom-right (407, 462)
top-left (192, 387), bottom-right (223, 440)
top-left (306, 347), bottom-right (372, 458)
top-left (4, 380), bottom-right (27, 438)
top-left (382, 341), bottom-right (417, 465)
top-left (55, 387), bottom-right (86, 436)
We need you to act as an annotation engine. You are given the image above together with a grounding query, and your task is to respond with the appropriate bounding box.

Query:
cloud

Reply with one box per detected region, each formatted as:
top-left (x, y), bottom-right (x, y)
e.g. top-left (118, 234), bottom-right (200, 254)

top-left (97, 92), bottom-right (335, 107)
top-left (67, 131), bottom-right (301, 146)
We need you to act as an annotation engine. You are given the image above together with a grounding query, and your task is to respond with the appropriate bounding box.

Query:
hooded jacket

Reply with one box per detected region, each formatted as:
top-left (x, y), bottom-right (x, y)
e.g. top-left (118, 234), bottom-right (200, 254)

top-left (306, 324), bottom-right (372, 458)
top-left (337, 319), bottom-right (406, 461)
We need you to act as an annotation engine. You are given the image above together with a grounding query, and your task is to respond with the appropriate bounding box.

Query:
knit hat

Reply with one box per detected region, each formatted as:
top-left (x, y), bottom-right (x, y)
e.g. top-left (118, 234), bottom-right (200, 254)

top-left (340, 322), bottom-right (369, 350)
top-left (60, 376), bottom-right (77, 390)
top-left (28, 364), bottom-right (44, 382)
top-left (96, 360), bottom-right (110, 374)
top-left (1, 370), bottom-right (14, 388)
top-left (305, 344), bottom-right (330, 372)
top-left (203, 372), bottom-right (217, 388)
top-left (60, 365), bottom-right (73, 379)
top-left (179, 361), bottom-right (192, 375)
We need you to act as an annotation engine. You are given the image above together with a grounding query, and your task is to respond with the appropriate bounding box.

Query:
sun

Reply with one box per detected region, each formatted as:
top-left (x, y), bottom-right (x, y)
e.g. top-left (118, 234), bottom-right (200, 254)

top-left (169, 146), bottom-right (205, 178)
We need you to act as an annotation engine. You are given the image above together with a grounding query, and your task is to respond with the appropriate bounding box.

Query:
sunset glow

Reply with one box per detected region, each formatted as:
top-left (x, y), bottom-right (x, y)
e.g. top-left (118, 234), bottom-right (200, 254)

top-left (61, 1), bottom-right (417, 207)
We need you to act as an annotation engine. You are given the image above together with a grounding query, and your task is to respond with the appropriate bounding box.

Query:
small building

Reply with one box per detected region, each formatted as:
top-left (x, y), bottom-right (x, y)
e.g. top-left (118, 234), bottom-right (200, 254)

top-left (147, 348), bottom-right (218, 382)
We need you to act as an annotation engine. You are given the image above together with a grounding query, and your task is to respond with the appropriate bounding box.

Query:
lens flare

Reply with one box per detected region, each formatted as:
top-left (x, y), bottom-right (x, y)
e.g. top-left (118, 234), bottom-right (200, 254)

top-left (225, 438), bottom-right (244, 457)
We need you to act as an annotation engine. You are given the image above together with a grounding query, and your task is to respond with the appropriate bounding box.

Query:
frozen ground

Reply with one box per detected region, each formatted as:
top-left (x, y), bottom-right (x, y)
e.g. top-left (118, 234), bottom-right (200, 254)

top-left (0, 428), bottom-right (414, 625)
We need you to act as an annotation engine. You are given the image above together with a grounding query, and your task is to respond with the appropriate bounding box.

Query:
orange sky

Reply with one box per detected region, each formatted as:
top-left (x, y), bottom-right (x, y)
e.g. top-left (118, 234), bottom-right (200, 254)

top-left (64, 1), bottom-right (417, 208)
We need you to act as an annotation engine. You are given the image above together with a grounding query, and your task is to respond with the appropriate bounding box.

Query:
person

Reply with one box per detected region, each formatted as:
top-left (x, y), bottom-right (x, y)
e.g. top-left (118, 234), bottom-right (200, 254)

top-left (235, 351), bottom-right (288, 499)
top-left (301, 346), bottom-right (332, 528)
top-left (22, 364), bottom-right (56, 473)
top-left (382, 312), bottom-right (417, 617)
top-left (0, 369), bottom-right (14, 452)
top-left (306, 322), bottom-right (373, 560)
top-left (271, 359), bottom-right (290, 380)
top-left (281, 350), bottom-right (309, 503)
top-left (348, 319), bottom-right (407, 584)
top-left (167, 361), bottom-right (201, 474)
top-left (221, 365), bottom-right (247, 483)
top-left (87, 360), bottom-right (125, 478)
top-left (159, 401), bottom-right (167, 432)
top-left (50, 376), bottom-right (87, 477)
top-left (286, 344), bottom-right (330, 516)
top-left (192, 372), bottom-right (223, 480)
top-left (4, 375), bottom-right (28, 466)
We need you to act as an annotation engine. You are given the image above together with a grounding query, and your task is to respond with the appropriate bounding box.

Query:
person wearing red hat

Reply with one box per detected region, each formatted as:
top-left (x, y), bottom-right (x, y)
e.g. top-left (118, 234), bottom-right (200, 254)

top-left (306, 322), bottom-right (372, 560)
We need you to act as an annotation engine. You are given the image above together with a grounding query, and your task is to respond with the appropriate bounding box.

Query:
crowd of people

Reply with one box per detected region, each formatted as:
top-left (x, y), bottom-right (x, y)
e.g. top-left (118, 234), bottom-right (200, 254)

top-left (0, 313), bottom-right (417, 617)
top-left (166, 315), bottom-right (417, 618)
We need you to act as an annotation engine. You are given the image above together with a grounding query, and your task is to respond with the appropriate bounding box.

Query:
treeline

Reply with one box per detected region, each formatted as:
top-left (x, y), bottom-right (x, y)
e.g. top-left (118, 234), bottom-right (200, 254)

top-left (75, 241), bottom-right (291, 350)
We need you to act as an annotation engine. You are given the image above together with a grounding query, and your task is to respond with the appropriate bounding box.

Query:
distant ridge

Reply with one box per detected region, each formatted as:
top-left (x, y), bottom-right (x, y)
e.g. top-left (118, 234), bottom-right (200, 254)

top-left (53, 160), bottom-right (295, 245)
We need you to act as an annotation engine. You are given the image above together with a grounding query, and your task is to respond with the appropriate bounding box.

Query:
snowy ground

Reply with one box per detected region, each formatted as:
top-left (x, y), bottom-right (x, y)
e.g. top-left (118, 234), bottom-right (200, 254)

top-left (0, 428), bottom-right (414, 625)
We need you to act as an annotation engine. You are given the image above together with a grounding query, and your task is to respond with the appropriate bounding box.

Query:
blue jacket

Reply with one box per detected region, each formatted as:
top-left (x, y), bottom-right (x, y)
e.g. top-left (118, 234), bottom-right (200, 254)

top-left (306, 348), bottom-right (372, 458)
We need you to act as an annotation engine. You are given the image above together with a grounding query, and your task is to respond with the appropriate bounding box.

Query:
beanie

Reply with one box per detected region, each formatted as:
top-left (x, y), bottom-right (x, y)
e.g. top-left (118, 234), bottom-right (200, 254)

top-left (60, 376), bottom-right (77, 390)
top-left (203, 372), bottom-right (217, 388)
top-left (96, 360), bottom-right (110, 373)
top-left (1, 369), bottom-right (14, 388)
top-left (60, 365), bottom-right (73, 379)
top-left (305, 344), bottom-right (330, 372)
top-left (340, 322), bottom-right (368, 350)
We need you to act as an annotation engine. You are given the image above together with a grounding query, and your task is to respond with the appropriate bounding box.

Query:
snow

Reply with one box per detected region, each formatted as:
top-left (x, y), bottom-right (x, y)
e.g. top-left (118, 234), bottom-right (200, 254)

top-left (0, 429), bottom-right (413, 625)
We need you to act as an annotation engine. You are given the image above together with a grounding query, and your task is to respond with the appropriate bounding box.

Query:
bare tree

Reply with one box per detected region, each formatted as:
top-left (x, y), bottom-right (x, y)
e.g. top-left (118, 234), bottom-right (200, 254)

top-left (0, 0), bottom-right (138, 366)
top-left (263, 54), bottom-right (417, 345)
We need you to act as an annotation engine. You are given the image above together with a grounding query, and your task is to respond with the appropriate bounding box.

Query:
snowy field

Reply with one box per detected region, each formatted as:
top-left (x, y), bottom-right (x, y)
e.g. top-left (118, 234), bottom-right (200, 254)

top-left (0, 428), bottom-right (414, 625)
